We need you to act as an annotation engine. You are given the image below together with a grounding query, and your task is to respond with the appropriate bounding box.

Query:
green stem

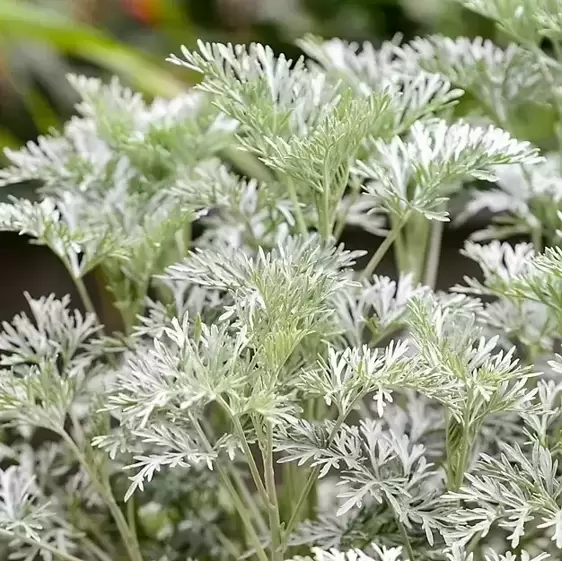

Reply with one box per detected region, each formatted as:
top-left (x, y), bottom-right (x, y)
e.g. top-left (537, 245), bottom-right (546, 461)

top-left (407, 215), bottom-right (431, 284)
top-left (223, 146), bottom-right (275, 185)
top-left (287, 178), bottom-right (308, 237)
top-left (282, 384), bottom-right (385, 555)
top-left (446, 405), bottom-right (472, 492)
top-left (72, 275), bottom-right (98, 319)
top-left (215, 527), bottom-right (242, 559)
top-left (395, 516), bottom-right (416, 561)
top-left (63, 267), bottom-right (119, 366)
top-left (190, 417), bottom-right (269, 561)
top-left (361, 216), bottom-right (408, 280)
top-left (217, 469), bottom-right (269, 561)
top-left (321, 191), bottom-right (331, 240)
top-left (75, 518), bottom-right (118, 561)
top-left (81, 537), bottom-right (114, 561)
top-left (532, 226), bottom-right (543, 253)
top-left (305, 473), bottom-right (317, 520)
top-left (452, 431), bottom-right (471, 490)
top-left (219, 400), bottom-right (270, 507)
top-left (61, 432), bottom-right (143, 561)
top-left (283, 468), bottom-right (318, 547)
top-left (423, 215), bottom-right (445, 289)
top-left (281, 463), bottom-right (296, 520)
top-left (334, 178), bottom-right (361, 241)
top-left (230, 466), bottom-right (269, 535)
top-left (262, 423), bottom-right (282, 561)
top-left (127, 497), bottom-right (138, 555)
top-left (390, 213), bottom-right (408, 273)
top-left (281, 408), bottom-right (351, 553)
top-left (320, 163), bottom-right (332, 240)
top-left (0, 529), bottom-right (86, 561)
top-left (200, 417), bottom-right (268, 534)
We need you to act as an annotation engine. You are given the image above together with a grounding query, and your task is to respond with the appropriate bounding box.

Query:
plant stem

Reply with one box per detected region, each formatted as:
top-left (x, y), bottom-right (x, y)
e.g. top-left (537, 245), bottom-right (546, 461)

top-left (127, 496), bottom-right (138, 554)
top-left (103, 488), bottom-right (142, 561)
top-left (445, 407), bottom-right (471, 492)
top-left (61, 432), bottom-right (143, 561)
top-left (262, 423), bottom-right (282, 561)
top-left (333, 178), bottom-right (361, 241)
top-left (63, 266), bottom-right (122, 358)
top-left (318, 157), bottom-right (332, 241)
top-left (281, 410), bottom-right (350, 553)
top-left (221, 403), bottom-right (270, 507)
top-left (81, 537), bottom-right (114, 561)
top-left (465, 532), bottom-right (484, 556)
top-left (75, 518), bottom-right (118, 561)
top-left (0, 529), bottom-right (86, 561)
top-left (319, 163), bottom-right (333, 240)
top-left (361, 216), bottom-right (408, 280)
top-left (190, 416), bottom-right (269, 561)
top-left (283, 471), bottom-right (317, 550)
top-left (287, 178), bottom-right (308, 237)
top-left (230, 466), bottom-right (269, 535)
top-left (452, 430), bottom-right (471, 490)
top-left (407, 214), bottom-right (431, 284)
top-left (532, 226), bottom-right (543, 253)
top-left (281, 462), bottom-right (296, 520)
top-left (223, 146), bottom-right (275, 185)
top-left (321, 191), bottom-right (331, 240)
top-left (390, 212), bottom-right (408, 273)
top-left (216, 467), bottom-right (269, 561)
top-left (215, 527), bottom-right (242, 559)
top-left (423, 215), bottom-right (445, 289)
top-left (200, 417), bottom-right (268, 534)
top-left (395, 516), bottom-right (416, 561)
top-left (72, 275), bottom-right (98, 319)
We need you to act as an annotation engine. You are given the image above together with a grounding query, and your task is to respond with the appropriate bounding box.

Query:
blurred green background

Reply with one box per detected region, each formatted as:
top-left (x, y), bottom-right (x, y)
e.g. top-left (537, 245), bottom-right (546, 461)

top-left (0, 0), bottom-right (494, 153)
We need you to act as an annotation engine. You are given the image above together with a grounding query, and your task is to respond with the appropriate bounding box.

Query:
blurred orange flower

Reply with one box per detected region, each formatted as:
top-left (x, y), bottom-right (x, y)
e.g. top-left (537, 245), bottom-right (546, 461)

top-left (121, 0), bottom-right (160, 25)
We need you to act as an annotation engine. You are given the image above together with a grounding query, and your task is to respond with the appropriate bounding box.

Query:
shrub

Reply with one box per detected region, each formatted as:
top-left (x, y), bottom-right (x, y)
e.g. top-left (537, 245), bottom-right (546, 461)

top-left (1, 1), bottom-right (562, 561)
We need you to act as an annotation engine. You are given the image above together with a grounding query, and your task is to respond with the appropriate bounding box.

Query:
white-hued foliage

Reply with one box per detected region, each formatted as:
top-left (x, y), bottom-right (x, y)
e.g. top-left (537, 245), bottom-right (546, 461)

top-left (1, 2), bottom-right (562, 560)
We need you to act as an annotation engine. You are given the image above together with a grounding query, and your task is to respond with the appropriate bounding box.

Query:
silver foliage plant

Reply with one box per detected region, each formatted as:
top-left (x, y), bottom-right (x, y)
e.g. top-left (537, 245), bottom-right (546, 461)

top-left (2, 1), bottom-right (562, 560)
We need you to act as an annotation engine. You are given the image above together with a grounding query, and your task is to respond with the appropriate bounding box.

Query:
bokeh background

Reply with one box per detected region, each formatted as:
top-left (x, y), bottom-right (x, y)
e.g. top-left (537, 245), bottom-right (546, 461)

top-left (0, 0), bottom-right (496, 320)
top-left (0, 0), bottom-right (496, 159)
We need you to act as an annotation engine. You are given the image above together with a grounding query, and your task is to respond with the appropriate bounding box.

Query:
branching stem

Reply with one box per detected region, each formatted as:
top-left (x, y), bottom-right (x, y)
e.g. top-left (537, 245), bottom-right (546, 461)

top-left (361, 215), bottom-right (409, 280)
top-left (200, 417), bottom-right (268, 534)
top-left (61, 432), bottom-right (143, 561)
top-left (190, 416), bottom-right (269, 561)
top-left (280, 404), bottom-right (354, 554)
top-left (218, 399), bottom-right (270, 505)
